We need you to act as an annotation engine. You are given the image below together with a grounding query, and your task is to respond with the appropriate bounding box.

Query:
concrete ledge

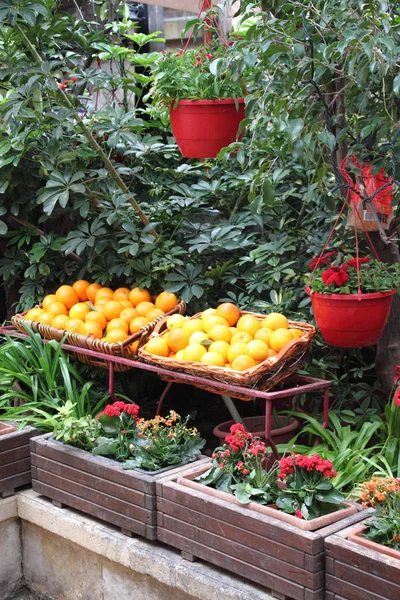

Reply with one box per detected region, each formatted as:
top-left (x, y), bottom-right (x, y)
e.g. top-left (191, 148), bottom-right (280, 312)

top-left (17, 490), bottom-right (273, 600)
top-left (0, 495), bottom-right (21, 600)
top-left (0, 494), bottom-right (18, 522)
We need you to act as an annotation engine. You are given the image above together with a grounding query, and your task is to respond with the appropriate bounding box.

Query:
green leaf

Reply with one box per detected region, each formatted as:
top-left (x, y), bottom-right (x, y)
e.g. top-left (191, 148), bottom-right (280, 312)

top-left (393, 74), bottom-right (400, 97)
top-left (262, 178), bottom-right (275, 207)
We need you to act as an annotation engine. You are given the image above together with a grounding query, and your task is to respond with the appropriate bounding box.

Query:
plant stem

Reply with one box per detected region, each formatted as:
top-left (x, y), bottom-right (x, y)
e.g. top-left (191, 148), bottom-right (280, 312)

top-left (14, 22), bottom-right (159, 241)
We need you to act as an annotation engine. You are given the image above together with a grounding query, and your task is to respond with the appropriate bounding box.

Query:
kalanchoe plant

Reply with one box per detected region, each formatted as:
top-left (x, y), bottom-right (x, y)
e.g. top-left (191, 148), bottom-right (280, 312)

top-left (357, 477), bottom-right (400, 508)
top-left (276, 453), bottom-right (345, 520)
top-left (150, 42), bottom-right (246, 105)
top-left (195, 423), bottom-right (279, 505)
top-left (93, 401), bottom-right (141, 462)
top-left (308, 254), bottom-right (400, 295)
top-left (53, 401), bottom-right (101, 450)
top-left (363, 490), bottom-right (400, 551)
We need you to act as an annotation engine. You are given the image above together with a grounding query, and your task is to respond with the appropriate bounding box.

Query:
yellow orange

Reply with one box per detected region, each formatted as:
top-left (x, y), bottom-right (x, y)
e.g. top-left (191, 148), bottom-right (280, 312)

top-left (113, 287), bottom-right (131, 301)
top-left (42, 294), bottom-right (57, 310)
top-left (37, 312), bottom-right (53, 325)
top-left (86, 283), bottom-right (102, 303)
top-left (166, 328), bottom-right (190, 353)
top-left (208, 340), bottom-right (230, 362)
top-left (55, 285), bottom-right (79, 309)
top-left (155, 291), bottom-right (178, 313)
top-left (203, 315), bottom-right (229, 333)
top-left (146, 308), bottom-right (165, 321)
top-left (145, 337), bottom-right (169, 357)
top-left (94, 297), bottom-right (109, 311)
top-left (231, 331), bottom-right (253, 344)
top-left (245, 340), bottom-right (269, 361)
top-left (201, 352), bottom-right (225, 367)
top-left (269, 328), bottom-right (293, 352)
top-left (236, 315), bottom-right (261, 337)
top-left (231, 355), bottom-right (256, 371)
top-left (85, 311), bottom-right (107, 330)
top-left (135, 301), bottom-right (155, 317)
top-left (227, 342), bottom-right (248, 364)
top-left (51, 314), bottom-right (69, 329)
top-left (189, 331), bottom-right (209, 345)
top-left (175, 349), bottom-right (185, 361)
top-left (129, 316), bottom-right (149, 334)
top-left (128, 287), bottom-right (151, 307)
top-left (104, 329), bottom-right (129, 344)
top-left (167, 314), bottom-right (187, 330)
top-left (102, 301), bottom-right (124, 321)
top-left (255, 327), bottom-right (273, 345)
top-left (79, 322), bottom-right (103, 339)
top-left (47, 302), bottom-right (68, 318)
top-left (290, 328), bottom-right (303, 339)
top-left (261, 313), bottom-right (288, 331)
top-left (95, 287), bottom-right (114, 302)
top-left (72, 280), bottom-right (90, 302)
top-left (201, 308), bottom-right (217, 320)
top-left (68, 302), bottom-right (90, 321)
top-left (106, 318), bottom-right (129, 334)
top-left (267, 349), bottom-right (277, 358)
top-left (120, 299), bottom-right (133, 309)
top-left (182, 319), bottom-right (204, 335)
top-left (208, 324), bottom-right (232, 343)
top-left (215, 303), bottom-right (240, 326)
top-left (25, 307), bottom-right (45, 321)
top-left (119, 308), bottom-right (138, 324)
top-left (130, 340), bottom-right (139, 354)
top-left (182, 344), bottom-right (207, 362)
top-left (65, 318), bottom-right (84, 332)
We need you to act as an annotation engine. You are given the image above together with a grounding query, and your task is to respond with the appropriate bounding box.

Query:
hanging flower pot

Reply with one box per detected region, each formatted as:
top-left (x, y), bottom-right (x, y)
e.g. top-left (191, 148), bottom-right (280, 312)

top-left (169, 98), bottom-right (245, 159)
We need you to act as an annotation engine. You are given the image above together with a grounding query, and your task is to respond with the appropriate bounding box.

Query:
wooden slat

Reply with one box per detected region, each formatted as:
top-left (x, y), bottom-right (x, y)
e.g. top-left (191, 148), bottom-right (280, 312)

top-left (334, 559), bottom-right (399, 600)
top-left (31, 453), bottom-right (150, 509)
top-left (32, 480), bottom-right (155, 540)
top-left (157, 527), bottom-right (309, 600)
top-left (0, 444), bottom-right (30, 466)
top-left (0, 427), bottom-right (37, 452)
top-left (325, 574), bottom-right (390, 600)
top-left (0, 471), bottom-right (31, 494)
top-left (0, 457), bottom-right (31, 479)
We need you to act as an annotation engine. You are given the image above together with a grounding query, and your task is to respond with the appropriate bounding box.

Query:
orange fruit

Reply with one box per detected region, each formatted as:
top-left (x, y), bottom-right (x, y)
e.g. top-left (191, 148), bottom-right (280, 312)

top-left (69, 302), bottom-right (90, 321)
top-left (261, 313), bottom-right (288, 331)
top-left (119, 308), bottom-right (138, 324)
top-left (269, 328), bottom-right (294, 352)
top-left (203, 315), bottom-right (229, 333)
top-left (79, 322), bottom-right (103, 339)
top-left (55, 285), bottom-right (79, 309)
top-left (189, 331), bottom-right (209, 344)
top-left (167, 314), bottom-right (187, 330)
top-left (255, 327), bottom-right (273, 345)
top-left (290, 328), bottom-right (303, 339)
top-left (94, 297), bottom-right (109, 311)
top-left (130, 340), bottom-right (139, 354)
top-left (208, 324), bottom-right (232, 343)
top-left (37, 312), bottom-right (53, 325)
top-left (65, 318), bottom-right (84, 332)
top-left (47, 302), bottom-right (68, 317)
top-left (146, 308), bottom-right (165, 321)
top-left (86, 283), bottom-right (102, 303)
top-left (119, 299), bottom-right (133, 309)
top-left (155, 291), bottom-right (178, 313)
top-left (201, 308), bottom-right (217, 320)
top-left (166, 328), bottom-right (190, 353)
top-left (208, 340), bottom-right (230, 362)
top-left (106, 318), bottom-right (129, 334)
top-left (231, 331), bottom-right (253, 344)
top-left (245, 340), bottom-right (269, 361)
top-left (25, 307), bottom-right (45, 321)
top-left (175, 349), bottom-right (185, 360)
top-left (236, 315), bottom-right (261, 337)
top-left (145, 337), bottom-right (169, 357)
top-left (102, 300), bottom-right (124, 321)
top-left (231, 355), bottom-right (256, 371)
top-left (136, 301), bottom-right (155, 317)
top-left (128, 287), bottom-right (151, 307)
top-left (42, 294), bottom-right (57, 310)
top-left (215, 303), bottom-right (240, 326)
top-left (51, 314), bottom-right (69, 329)
top-left (267, 349), bottom-right (277, 358)
top-left (95, 287), bottom-right (114, 303)
top-left (85, 311), bottom-right (107, 330)
top-left (113, 287), bottom-right (131, 301)
top-left (201, 352), bottom-right (225, 367)
top-left (182, 344), bottom-right (207, 362)
top-left (129, 316), bottom-right (149, 334)
top-left (182, 319), bottom-right (204, 335)
top-left (72, 280), bottom-right (90, 302)
top-left (104, 329), bottom-right (129, 344)
top-left (227, 342), bottom-right (248, 364)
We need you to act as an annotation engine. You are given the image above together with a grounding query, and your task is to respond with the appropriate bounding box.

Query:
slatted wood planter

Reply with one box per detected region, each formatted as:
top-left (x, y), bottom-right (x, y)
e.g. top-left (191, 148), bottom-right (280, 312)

top-left (0, 424), bottom-right (38, 498)
top-left (325, 521), bottom-right (400, 600)
top-left (156, 461), bottom-right (371, 600)
top-left (30, 434), bottom-right (209, 541)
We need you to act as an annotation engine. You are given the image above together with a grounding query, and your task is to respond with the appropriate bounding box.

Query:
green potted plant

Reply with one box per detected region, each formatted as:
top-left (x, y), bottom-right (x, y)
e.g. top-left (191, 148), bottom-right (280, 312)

top-left (306, 254), bottom-right (400, 347)
top-left (150, 37), bottom-right (246, 159)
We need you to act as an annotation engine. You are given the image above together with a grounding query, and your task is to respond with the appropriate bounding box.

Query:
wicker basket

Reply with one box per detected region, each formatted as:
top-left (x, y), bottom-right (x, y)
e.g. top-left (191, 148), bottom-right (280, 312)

top-left (11, 301), bottom-right (186, 372)
top-left (139, 310), bottom-right (316, 400)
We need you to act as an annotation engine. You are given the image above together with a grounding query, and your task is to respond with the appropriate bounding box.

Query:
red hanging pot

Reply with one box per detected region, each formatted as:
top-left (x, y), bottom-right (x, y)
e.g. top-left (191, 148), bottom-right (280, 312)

top-left (305, 287), bottom-right (396, 347)
top-left (169, 98), bottom-right (245, 159)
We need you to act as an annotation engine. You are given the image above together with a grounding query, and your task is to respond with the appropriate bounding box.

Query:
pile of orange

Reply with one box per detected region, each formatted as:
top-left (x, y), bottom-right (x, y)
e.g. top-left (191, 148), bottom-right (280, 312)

top-left (24, 280), bottom-right (179, 349)
top-left (144, 303), bottom-right (303, 371)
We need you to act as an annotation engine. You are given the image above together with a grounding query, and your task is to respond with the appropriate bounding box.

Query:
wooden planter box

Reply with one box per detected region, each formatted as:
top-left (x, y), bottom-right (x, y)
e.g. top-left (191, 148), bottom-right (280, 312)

top-left (30, 434), bottom-right (209, 541)
top-left (325, 520), bottom-right (400, 600)
top-left (156, 461), bottom-right (371, 600)
top-left (0, 424), bottom-right (38, 498)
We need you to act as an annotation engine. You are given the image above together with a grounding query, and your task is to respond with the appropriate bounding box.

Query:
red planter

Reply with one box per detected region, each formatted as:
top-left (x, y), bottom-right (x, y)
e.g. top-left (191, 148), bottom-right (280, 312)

top-left (169, 98), bottom-right (245, 159)
top-left (213, 415), bottom-right (300, 445)
top-left (306, 287), bottom-right (396, 347)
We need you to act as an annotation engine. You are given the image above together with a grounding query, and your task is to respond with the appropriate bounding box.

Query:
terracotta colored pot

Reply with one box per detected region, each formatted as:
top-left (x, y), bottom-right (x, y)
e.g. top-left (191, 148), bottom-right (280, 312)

top-left (0, 422), bottom-right (16, 436)
top-left (178, 467), bottom-right (357, 532)
top-left (305, 287), bottom-right (395, 347)
top-left (169, 98), bottom-right (245, 159)
top-left (213, 415), bottom-right (300, 446)
top-left (348, 525), bottom-right (400, 560)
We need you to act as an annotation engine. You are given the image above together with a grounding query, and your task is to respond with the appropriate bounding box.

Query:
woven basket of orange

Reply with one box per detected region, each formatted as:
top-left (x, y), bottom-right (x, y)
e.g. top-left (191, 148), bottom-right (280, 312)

top-left (138, 303), bottom-right (316, 400)
top-left (12, 281), bottom-right (185, 372)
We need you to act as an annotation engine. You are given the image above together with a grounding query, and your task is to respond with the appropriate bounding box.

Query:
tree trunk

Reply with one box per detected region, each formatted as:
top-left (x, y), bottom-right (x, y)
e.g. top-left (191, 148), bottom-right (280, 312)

top-left (371, 231), bottom-right (400, 395)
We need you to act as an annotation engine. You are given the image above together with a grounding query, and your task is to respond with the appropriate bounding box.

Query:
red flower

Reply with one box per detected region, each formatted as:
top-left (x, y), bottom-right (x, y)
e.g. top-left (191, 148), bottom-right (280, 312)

top-left (309, 251), bottom-right (338, 270)
top-left (346, 257), bottom-right (370, 268)
top-left (394, 387), bottom-right (400, 407)
top-left (205, 54), bottom-right (214, 59)
top-left (321, 266), bottom-right (349, 286)
top-left (294, 509), bottom-right (304, 519)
